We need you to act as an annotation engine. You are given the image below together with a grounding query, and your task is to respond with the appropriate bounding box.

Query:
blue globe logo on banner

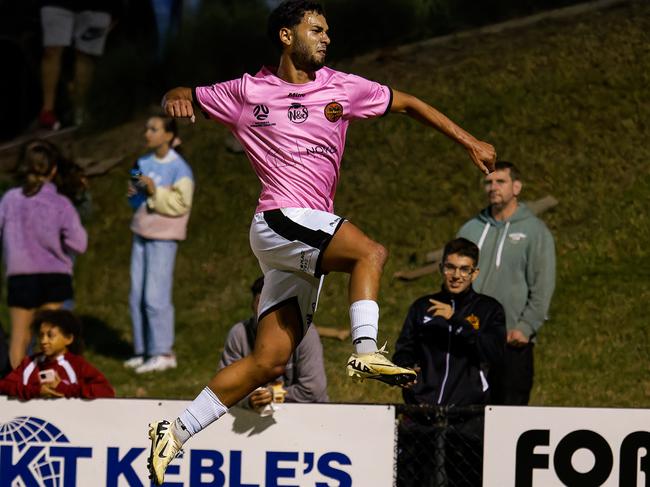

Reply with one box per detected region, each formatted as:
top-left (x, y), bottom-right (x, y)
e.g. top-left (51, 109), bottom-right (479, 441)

top-left (0, 416), bottom-right (70, 487)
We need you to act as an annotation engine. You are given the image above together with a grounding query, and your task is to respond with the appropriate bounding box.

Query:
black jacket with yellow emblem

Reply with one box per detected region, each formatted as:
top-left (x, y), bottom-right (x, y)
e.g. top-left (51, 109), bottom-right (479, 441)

top-left (393, 286), bottom-right (506, 406)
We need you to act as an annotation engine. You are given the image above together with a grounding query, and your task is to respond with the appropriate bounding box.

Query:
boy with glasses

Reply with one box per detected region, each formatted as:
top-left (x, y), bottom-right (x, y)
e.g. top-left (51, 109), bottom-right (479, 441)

top-left (393, 238), bottom-right (506, 406)
top-left (393, 238), bottom-right (506, 486)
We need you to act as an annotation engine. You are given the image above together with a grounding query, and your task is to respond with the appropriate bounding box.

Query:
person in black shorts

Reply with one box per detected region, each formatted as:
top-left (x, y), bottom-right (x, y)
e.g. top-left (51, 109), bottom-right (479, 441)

top-left (0, 140), bottom-right (87, 368)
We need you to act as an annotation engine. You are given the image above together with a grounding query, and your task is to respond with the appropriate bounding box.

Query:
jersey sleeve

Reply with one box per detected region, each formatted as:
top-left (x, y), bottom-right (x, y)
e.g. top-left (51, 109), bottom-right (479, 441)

top-left (194, 78), bottom-right (245, 127)
top-left (343, 73), bottom-right (392, 120)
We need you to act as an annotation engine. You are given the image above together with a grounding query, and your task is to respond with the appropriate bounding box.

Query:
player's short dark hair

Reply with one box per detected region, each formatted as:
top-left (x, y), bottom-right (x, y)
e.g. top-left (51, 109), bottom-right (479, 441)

top-left (267, 0), bottom-right (325, 48)
top-left (31, 310), bottom-right (84, 355)
top-left (250, 276), bottom-right (264, 297)
top-left (495, 161), bottom-right (521, 182)
top-left (442, 238), bottom-right (479, 267)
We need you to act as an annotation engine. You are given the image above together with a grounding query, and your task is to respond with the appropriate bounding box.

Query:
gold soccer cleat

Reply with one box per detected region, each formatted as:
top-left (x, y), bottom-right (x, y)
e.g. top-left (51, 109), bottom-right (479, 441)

top-left (346, 344), bottom-right (416, 386)
top-left (147, 420), bottom-right (183, 485)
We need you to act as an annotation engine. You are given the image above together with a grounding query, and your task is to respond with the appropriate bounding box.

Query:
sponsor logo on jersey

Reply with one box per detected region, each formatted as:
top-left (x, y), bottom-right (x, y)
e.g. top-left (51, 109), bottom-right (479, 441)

top-left (253, 104), bottom-right (269, 120)
top-left (251, 104), bottom-right (275, 128)
top-left (306, 145), bottom-right (337, 156)
top-left (288, 92), bottom-right (305, 98)
top-left (288, 103), bottom-right (309, 124)
top-left (324, 101), bottom-right (343, 122)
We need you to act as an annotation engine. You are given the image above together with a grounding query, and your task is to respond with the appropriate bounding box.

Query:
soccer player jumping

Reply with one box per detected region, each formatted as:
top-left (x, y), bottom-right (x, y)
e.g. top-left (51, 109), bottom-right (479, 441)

top-left (148, 1), bottom-right (496, 483)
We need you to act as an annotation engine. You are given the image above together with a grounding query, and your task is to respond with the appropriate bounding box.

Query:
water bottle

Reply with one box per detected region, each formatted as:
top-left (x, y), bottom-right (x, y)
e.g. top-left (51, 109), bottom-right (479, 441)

top-left (128, 166), bottom-right (147, 209)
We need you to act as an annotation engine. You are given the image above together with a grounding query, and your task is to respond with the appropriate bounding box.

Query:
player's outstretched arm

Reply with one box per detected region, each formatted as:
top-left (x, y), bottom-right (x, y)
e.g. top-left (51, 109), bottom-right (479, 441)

top-left (390, 89), bottom-right (496, 174)
top-left (161, 87), bottom-right (196, 122)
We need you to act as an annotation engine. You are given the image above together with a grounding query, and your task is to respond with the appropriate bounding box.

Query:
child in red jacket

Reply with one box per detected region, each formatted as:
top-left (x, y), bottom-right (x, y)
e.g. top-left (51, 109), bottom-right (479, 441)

top-left (0, 310), bottom-right (114, 399)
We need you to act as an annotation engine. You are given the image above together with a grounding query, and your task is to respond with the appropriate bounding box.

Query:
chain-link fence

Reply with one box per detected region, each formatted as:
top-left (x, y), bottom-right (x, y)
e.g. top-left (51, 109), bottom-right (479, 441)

top-left (396, 404), bottom-right (485, 487)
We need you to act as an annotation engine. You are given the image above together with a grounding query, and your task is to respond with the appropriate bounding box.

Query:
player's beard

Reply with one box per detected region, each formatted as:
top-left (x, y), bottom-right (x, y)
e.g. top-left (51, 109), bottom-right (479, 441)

top-left (291, 37), bottom-right (325, 72)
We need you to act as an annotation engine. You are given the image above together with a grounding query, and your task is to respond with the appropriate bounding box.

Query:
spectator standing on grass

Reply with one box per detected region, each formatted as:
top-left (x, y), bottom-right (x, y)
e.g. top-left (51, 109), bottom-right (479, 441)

top-left (38, 1), bottom-right (117, 129)
top-left (457, 161), bottom-right (555, 405)
top-left (0, 310), bottom-right (114, 399)
top-left (219, 277), bottom-right (328, 412)
top-left (0, 140), bottom-right (87, 369)
top-left (393, 238), bottom-right (505, 487)
top-left (125, 115), bottom-right (194, 374)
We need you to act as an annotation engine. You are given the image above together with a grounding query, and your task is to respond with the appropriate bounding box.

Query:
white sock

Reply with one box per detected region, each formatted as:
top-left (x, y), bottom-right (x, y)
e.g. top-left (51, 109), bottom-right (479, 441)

top-left (350, 300), bottom-right (379, 354)
top-left (175, 387), bottom-right (228, 444)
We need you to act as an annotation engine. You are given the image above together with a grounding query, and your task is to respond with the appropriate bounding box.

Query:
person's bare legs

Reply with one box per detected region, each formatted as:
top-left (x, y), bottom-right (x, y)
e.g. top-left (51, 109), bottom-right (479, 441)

top-left (9, 308), bottom-right (35, 369)
top-left (321, 221), bottom-right (387, 353)
top-left (205, 302), bottom-right (302, 406)
top-left (9, 302), bottom-right (63, 368)
top-left (71, 51), bottom-right (95, 123)
top-left (41, 46), bottom-right (64, 113)
top-left (320, 221), bottom-right (388, 303)
top-left (147, 302), bottom-right (303, 484)
top-left (319, 221), bottom-right (416, 384)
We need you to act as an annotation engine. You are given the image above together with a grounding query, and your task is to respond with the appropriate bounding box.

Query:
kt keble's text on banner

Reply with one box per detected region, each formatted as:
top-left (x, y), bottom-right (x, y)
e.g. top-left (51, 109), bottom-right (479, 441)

top-left (484, 406), bottom-right (650, 487)
top-left (0, 397), bottom-right (396, 486)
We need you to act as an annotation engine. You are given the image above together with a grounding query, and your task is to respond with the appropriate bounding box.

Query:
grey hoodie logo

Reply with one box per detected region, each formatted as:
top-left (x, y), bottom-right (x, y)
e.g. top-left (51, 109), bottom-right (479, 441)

top-left (508, 232), bottom-right (527, 243)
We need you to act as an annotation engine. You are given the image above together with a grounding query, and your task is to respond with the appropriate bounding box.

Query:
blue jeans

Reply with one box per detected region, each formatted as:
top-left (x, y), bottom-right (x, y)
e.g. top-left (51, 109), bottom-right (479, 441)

top-left (129, 235), bottom-right (178, 356)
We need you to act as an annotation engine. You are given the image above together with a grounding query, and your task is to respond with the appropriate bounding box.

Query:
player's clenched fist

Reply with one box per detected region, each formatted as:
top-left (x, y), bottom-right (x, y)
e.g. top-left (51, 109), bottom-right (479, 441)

top-left (161, 87), bottom-right (196, 122)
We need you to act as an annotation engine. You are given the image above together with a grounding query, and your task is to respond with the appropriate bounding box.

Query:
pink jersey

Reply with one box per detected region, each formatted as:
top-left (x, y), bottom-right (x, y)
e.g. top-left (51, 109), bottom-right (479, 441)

top-left (195, 66), bottom-right (392, 213)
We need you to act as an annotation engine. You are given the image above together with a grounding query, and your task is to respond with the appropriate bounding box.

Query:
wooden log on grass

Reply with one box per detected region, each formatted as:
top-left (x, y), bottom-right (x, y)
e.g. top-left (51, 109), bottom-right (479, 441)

top-left (394, 195), bottom-right (558, 281)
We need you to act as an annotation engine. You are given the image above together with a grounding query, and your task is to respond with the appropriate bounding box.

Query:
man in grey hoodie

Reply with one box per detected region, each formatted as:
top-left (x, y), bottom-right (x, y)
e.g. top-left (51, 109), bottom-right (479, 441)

top-left (456, 161), bottom-right (555, 405)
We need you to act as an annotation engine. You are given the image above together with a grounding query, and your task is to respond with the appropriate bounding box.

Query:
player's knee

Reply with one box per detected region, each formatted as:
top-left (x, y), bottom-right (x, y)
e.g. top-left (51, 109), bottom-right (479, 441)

top-left (258, 364), bottom-right (286, 384)
top-left (366, 241), bottom-right (388, 269)
top-left (251, 355), bottom-right (287, 384)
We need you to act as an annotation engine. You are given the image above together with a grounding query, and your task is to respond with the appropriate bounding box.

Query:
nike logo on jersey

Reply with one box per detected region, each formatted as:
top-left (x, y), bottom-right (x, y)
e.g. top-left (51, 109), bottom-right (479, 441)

top-left (423, 316), bottom-right (433, 324)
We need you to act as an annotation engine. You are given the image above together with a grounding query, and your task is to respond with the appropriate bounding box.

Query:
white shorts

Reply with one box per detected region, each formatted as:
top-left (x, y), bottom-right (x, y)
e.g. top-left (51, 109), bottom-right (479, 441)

top-left (41, 6), bottom-right (111, 56)
top-left (249, 208), bottom-right (346, 332)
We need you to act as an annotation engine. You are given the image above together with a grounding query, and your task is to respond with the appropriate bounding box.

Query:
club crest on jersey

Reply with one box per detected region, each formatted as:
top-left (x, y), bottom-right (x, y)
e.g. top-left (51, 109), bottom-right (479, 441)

top-left (287, 103), bottom-right (308, 124)
top-left (324, 101), bottom-right (343, 122)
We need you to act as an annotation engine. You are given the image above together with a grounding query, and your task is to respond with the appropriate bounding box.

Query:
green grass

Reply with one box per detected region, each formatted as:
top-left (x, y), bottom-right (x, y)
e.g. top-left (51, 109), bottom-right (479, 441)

top-left (2, 1), bottom-right (648, 406)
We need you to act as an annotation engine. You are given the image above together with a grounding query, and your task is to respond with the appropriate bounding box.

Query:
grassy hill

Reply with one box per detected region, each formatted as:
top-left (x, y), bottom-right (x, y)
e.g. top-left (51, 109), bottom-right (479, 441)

top-left (3, 1), bottom-right (648, 406)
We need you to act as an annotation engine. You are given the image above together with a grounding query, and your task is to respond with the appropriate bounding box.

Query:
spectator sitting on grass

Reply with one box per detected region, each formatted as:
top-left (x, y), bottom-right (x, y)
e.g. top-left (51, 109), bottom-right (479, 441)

top-left (0, 310), bottom-right (115, 399)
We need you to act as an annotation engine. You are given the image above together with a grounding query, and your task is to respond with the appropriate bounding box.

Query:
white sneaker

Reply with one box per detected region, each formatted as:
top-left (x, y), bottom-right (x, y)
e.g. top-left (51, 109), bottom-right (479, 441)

top-left (147, 420), bottom-right (183, 485)
top-left (123, 356), bottom-right (145, 369)
top-left (135, 355), bottom-right (177, 374)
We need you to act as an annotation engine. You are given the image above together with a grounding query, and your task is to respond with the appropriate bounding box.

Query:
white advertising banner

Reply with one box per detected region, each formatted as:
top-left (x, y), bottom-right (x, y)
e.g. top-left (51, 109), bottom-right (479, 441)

top-left (0, 397), bottom-right (396, 487)
top-left (484, 406), bottom-right (650, 487)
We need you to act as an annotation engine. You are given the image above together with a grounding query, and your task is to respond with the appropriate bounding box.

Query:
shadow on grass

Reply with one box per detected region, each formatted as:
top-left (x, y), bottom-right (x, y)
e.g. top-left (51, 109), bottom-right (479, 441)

top-left (79, 314), bottom-right (132, 359)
